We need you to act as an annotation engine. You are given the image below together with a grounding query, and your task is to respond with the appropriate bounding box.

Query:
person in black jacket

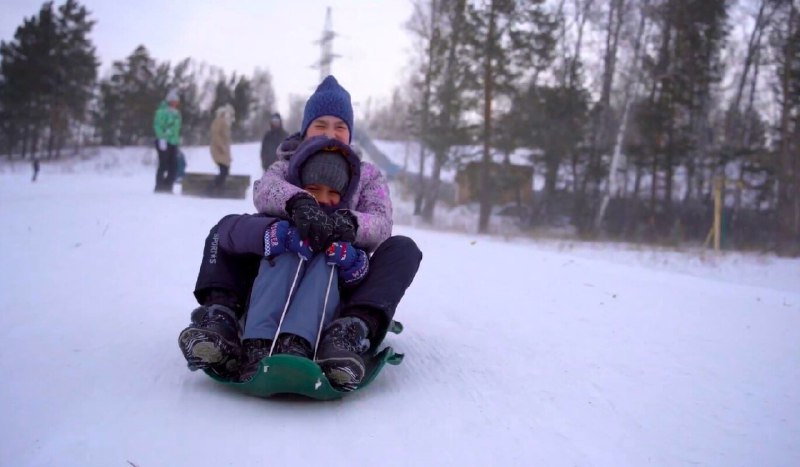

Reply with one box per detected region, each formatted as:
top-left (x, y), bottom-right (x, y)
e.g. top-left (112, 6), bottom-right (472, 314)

top-left (259, 112), bottom-right (288, 172)
top-left (179, 137), bottom-right (368, 384)
top-left (32, 157), bottom-right (40, 182)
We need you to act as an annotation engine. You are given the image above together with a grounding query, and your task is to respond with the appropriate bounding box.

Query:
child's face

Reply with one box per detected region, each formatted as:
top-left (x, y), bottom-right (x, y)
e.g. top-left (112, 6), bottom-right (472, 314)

top-left (305, 116), bottom-right (350, 144)
top-left (304, 184), bottom-right (342, 207)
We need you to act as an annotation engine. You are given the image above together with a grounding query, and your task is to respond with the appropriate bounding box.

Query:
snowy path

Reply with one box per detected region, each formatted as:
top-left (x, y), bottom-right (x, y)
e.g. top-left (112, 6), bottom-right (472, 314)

top-left (1, 147), bottom-right (799, 467)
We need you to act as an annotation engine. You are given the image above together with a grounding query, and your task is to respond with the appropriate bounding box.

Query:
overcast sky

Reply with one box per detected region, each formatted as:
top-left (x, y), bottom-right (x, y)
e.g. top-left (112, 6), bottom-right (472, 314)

top-left (0, 0), bottom-right (416, 116)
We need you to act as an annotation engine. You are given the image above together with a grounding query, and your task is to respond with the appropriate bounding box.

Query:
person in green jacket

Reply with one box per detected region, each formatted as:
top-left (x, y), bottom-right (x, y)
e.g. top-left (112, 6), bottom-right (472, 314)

top-left (153, 89), bottom-right (182, 193)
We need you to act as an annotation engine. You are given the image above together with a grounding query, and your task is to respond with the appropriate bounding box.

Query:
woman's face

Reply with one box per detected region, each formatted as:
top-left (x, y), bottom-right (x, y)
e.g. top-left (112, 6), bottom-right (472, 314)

top-left (305, 116), bottom-right (350, 144)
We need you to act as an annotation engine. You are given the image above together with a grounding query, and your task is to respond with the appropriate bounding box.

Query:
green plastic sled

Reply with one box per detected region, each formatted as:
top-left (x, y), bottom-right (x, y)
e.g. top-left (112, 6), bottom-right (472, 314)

top-left (204, 321), bottom-right (404, 401)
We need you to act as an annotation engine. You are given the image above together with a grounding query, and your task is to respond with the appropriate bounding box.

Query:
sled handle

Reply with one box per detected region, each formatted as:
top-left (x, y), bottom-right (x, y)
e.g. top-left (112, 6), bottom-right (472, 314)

top-left (387, 352), bottom-right (404, 365)
top-left (389, 320), bottom-right (404, 335)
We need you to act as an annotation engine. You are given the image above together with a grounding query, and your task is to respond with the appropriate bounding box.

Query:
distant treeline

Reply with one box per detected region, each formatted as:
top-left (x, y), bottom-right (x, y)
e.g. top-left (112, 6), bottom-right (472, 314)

top-left (0, 0), bottom-right (278, 160)
top-left (362, 0), bottom-right (799, 254)
top-left (1, 0), bottom-right (798, 253)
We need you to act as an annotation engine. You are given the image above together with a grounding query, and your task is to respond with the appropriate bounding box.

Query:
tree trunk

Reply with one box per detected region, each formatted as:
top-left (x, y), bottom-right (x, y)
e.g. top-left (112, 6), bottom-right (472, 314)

top-left (595, 0), bottom-right (649, 230)
top-left (564, 0), bottom-right (593, 88)
top-left (421, 151), bottom-right (444, 222)
top-left (600, 0), bottom-right (625, 110)
top-left (47, 119), bottom-right (56, 160)
top-left (585, 0), bottom-right (624, 209)
top-left (665, 127), bottom-right (674, 211)
top-left (566, 0), bottom-right (594, 230)
top-left (650, 151), bottom-right (658, 212)
top-left (727, 0), bottom-right (770, 134)
top-left (414, 146), bottom-right (427, 215)
top-left (777, 4), bottom-right (799, 252)
top-left (478, 0), bottom-right (497, 233)
top-left (22, 126), bottom-right (30, 159)
top-left (413, 0), bottom-right (439, 216)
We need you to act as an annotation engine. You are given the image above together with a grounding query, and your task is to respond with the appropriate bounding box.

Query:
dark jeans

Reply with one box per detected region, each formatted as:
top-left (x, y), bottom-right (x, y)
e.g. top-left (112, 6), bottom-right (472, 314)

top-left (194, 221), bottom-right (422, 342)
top-left (155, 141), bottom-right (178, 192)
top-left (244, 254), bottom-right (339, 344)
top-left (215, 163), bottom-right (229, 188)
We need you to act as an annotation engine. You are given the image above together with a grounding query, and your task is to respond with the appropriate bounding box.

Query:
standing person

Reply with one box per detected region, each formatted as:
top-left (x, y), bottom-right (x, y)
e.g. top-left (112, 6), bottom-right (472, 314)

top-left (153, 89), bottom-right (182, 193)
top-left (31, 157), bottom-right (40, 182)
top-left (210, 104), bottom-right (234, 193)
top-left (260, 112), bottom-right (288, 172)
top-left (181, 75), bottom-right (422, 391)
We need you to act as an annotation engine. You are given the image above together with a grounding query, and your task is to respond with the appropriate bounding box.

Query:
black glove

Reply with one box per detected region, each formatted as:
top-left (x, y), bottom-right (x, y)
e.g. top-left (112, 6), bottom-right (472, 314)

top-left (330, 209), bottom-right (358, 243)
top-left (286, 193), bottom-right (335, 252)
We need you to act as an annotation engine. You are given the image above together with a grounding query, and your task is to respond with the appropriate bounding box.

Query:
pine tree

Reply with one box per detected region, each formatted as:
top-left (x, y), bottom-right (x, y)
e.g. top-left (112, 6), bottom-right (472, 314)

top-left (0, 15), bottom-right (36, 157)
top-left (244, 68), bottom-right (277, 141)
top-left (171, 58), bottom-right (203, 145)
top-left (465, 0), bottom-right (555, 232)
top-left (770, 0), bottom-right (800, 253)
top-left (95, 45), bottom-right (163, 145)
top-left (49, 0), bottom-right (98, 157)
top-left (231, 76), bottom-right (252, 141)
top-left (405, 0), bottom-right (477, 220)
top-left (633, 0), bottom-right (727, 223)
top-left (0, 1), bottom-right (97, 158)
top-left (420, 0), bottom-right (476, 221)
top-left (210, 77), bottom-right (234, 118)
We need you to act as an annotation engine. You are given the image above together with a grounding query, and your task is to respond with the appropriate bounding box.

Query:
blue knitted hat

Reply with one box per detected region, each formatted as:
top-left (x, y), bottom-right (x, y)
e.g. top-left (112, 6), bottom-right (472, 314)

top-left (300, 75), bottom-right (354, 142)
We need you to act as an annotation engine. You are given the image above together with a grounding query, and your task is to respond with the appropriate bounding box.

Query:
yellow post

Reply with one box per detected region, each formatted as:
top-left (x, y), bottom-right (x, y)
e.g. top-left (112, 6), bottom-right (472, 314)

top-left (713, 177), bottom-right (723, 251)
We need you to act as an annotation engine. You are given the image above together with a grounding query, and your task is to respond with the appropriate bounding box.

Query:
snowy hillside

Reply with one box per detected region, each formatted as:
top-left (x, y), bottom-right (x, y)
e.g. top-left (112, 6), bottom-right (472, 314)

top-left (1, 143), bottom-right (799, 467)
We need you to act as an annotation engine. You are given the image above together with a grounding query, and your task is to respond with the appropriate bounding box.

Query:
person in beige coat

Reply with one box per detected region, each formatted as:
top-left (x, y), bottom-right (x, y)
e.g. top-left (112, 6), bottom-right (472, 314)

top-left (210, 104), bottom-right (235, 191)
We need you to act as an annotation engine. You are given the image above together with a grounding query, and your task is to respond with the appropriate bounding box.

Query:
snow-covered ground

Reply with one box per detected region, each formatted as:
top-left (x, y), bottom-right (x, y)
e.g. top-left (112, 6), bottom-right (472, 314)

top-left (1, 143), bottom-right (799, 467)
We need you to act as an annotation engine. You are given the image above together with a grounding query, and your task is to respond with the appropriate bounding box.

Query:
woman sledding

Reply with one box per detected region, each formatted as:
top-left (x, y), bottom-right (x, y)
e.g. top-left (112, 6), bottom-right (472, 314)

top-left (178, 76), bottom-right (422, 391)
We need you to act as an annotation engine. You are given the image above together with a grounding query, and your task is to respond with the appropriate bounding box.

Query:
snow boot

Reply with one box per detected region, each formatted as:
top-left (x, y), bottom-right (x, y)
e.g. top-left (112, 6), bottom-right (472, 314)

top-left (315, 317), bottom-right (371, 391)
top-left (238, 338), bottom-right (273, 382)
top-left (178, 304), bottom-right (241, 377)
top-left (276, 333), bottom-right (313, 359)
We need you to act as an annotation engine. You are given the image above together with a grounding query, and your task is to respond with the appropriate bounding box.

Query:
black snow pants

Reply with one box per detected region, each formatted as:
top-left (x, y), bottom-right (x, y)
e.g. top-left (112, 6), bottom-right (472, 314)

top-left (155, 141), bottom-right (178, 192)
top-left (193, 220), bottom-right (422, 340)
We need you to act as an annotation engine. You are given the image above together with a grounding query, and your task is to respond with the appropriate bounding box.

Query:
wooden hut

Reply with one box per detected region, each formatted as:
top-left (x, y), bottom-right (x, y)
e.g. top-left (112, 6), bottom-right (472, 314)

top-left (455, 161), bottom-right (533, 205)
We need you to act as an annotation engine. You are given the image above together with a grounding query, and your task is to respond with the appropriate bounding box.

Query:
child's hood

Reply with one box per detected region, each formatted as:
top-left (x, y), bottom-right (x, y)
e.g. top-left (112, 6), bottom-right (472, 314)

top-left (285, 136), bottom-right (362, 206)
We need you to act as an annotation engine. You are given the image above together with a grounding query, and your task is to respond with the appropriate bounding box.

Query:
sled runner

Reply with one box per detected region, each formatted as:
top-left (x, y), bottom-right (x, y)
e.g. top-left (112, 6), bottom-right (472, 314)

top-left (204, 321), bottom-right (404, 400)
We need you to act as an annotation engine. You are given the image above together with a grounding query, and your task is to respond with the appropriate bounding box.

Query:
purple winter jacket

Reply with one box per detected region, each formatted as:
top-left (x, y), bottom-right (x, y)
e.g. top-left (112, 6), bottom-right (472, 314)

top-left (253, 134), bottom-right (393, 253)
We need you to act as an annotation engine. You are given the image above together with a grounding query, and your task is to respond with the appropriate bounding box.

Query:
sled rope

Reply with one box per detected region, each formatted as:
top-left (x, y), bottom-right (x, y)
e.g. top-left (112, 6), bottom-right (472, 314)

top-left (313, 264), bottom-right (337, 360)
top-left (268, 257), bottom-right (305, 357)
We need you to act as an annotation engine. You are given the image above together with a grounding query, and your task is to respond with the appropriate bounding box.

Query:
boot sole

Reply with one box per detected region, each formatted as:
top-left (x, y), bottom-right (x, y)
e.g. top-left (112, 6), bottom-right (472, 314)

top-left (179, 328), bottom-right (240, 371)
top-left (192, 341), bottom-right (224, 363)
top-left (316, 356), bottom-right (366, 391)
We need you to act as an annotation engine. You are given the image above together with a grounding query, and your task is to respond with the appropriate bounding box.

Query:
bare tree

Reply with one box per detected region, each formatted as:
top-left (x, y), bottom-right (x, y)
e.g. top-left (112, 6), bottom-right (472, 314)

top-left (405, 0), bottom-right (441, 215)
top-left (773, 1), bottom-right (800, 253)
top-left (595, 0), bottom-right (650, 229)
